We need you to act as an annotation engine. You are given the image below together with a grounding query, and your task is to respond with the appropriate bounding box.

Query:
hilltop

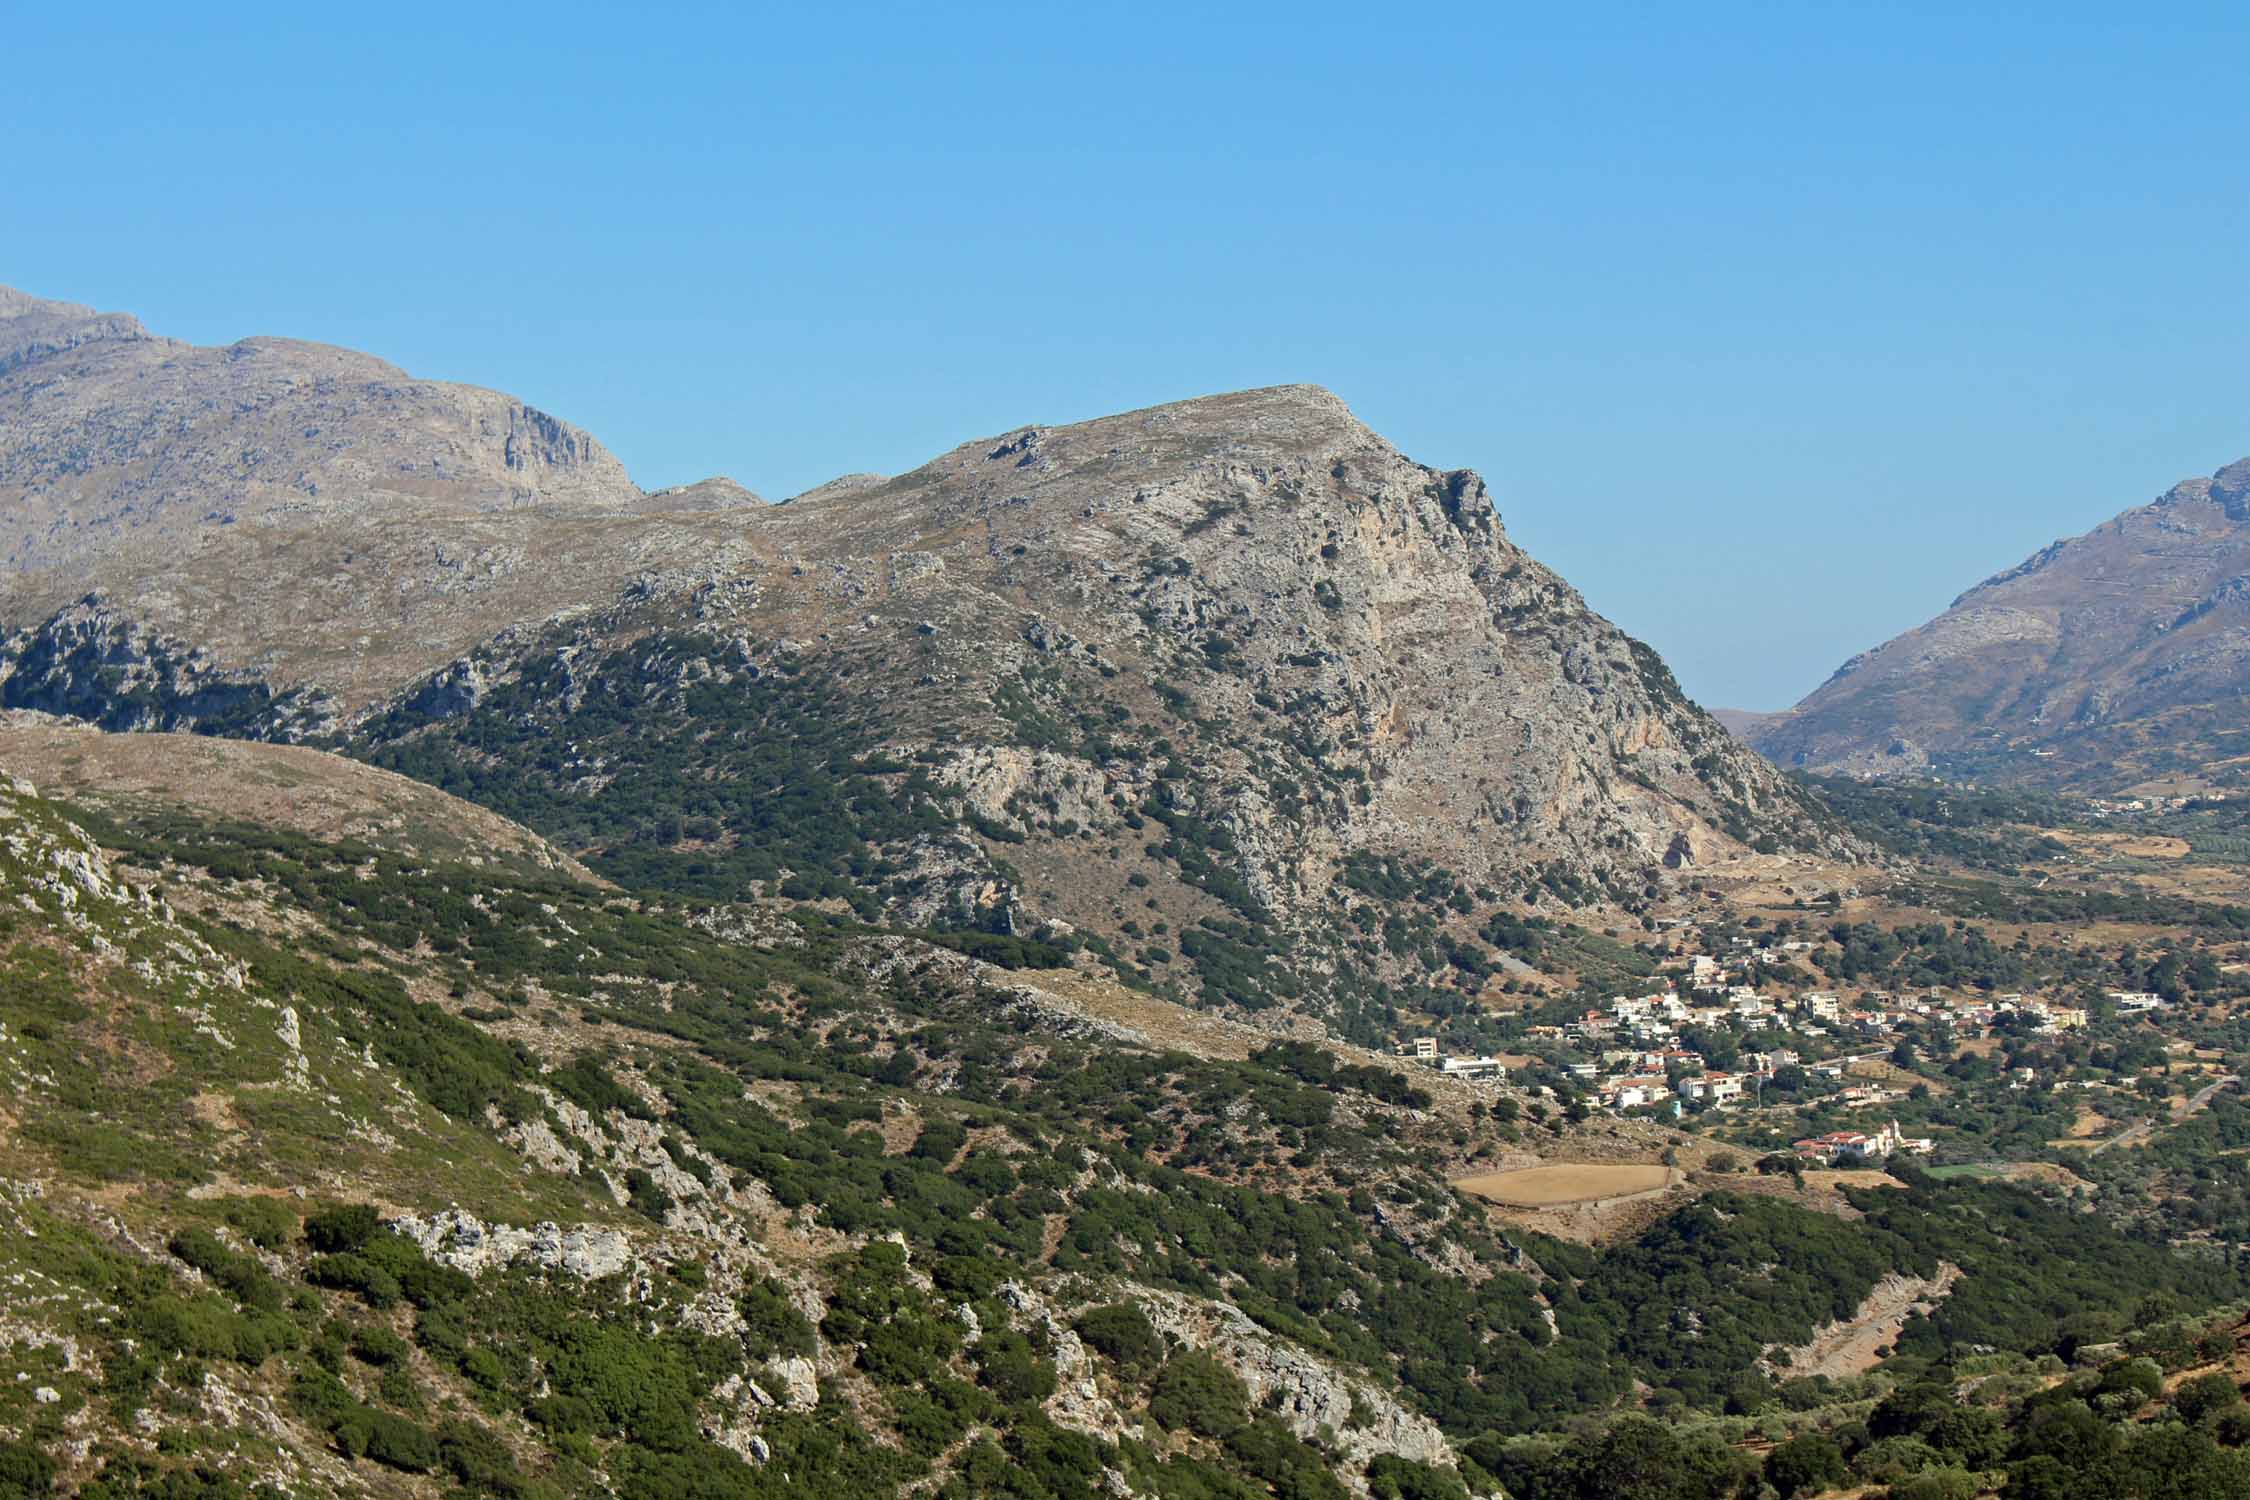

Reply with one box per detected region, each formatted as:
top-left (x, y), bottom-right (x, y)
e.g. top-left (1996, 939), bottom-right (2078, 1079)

top-left (0, 712), bottom-right (597, 883)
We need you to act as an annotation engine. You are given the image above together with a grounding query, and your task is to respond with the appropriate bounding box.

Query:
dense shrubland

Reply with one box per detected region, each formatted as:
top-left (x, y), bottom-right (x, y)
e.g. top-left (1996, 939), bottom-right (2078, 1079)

top-left (6, 791), bottom-right (2250, 1497)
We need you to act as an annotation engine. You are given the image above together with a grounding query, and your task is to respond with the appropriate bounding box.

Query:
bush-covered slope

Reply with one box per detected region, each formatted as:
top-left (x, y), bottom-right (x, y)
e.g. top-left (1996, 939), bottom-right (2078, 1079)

top-left (0, 770), bottom-right (2239, 1497)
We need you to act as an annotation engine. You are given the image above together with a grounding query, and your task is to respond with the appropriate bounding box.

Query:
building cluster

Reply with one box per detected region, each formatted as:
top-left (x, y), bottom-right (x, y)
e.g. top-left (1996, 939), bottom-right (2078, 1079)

top-left (1395, 1036), bottom-right (1508, 1082)
top-left (2107, 990), bottom-right (2167, 1014)
top-left (1399, 926), bottom-right (2159, 1153)
top-left (1512, 981), bottom-right (1869, 1115)
top-left (1791, 1118), bottom-right (1934, 1165)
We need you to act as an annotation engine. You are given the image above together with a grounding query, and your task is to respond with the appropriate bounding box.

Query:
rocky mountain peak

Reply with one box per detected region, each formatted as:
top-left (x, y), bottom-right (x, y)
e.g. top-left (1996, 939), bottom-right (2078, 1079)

top-left (0, 285), bottom-right (652, 694)
top-left (760, 383), bottom-right (1428, 570)
top-left (0, 294), bottom-right (1842, 1031)
top-left (2204, 457), bottom-right (2250, 521)
top-left (0, 284), bottom-right (152, 370)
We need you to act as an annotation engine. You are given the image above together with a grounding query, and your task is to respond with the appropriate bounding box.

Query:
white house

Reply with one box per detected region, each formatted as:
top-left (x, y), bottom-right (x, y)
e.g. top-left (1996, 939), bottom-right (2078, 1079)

top-left (1678, 1073), bottom-right (1745, 1104)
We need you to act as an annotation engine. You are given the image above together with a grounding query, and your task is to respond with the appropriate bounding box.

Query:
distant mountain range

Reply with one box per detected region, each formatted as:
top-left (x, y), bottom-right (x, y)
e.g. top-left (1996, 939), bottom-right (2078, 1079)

top-left (1748, 457), bottom-right (2250, 794)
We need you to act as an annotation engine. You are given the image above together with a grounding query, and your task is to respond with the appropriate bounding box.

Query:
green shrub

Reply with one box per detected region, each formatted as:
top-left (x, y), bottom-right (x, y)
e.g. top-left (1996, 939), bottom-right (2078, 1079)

top-left (739, 1278), bottom-right (817, 1361)
top-left (2172, 1370), bottom-right (2244, 1426)
top-left (1074, 1303), bottom-right (1164, 1380)
top-left (304, 1203), bottom-right (382, 1254)
top-left (1366, 1454), bottom-right (1469, 1500)
top-left (624, 1168), bottom-right (674, 1222)
top-left (1765, 1433), bottom-right (1848, 1497)
top-left (973, 1330), bottom-right (1057, 1407)
top-left (1889, 1470), bottom-right (1978, 1500)
top-left (217, 1196), bottom-right (298, 1251)
top-left (1148, 1351), bottom-right (1250, 1438)
top-left (350, 1325), bottom-right (413, 1367)
top-left (0, 1439), bottom-right (56, 1500)
top-left (1853, 1435), bottom-right (1943, 1482)
top-left (306, 1253), bottom-right (403, 1309)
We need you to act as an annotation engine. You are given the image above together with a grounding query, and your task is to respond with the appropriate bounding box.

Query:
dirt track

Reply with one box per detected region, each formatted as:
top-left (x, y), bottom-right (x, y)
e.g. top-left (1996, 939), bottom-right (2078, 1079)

top-left (1766, 1264), bottom-right (1961, 1380)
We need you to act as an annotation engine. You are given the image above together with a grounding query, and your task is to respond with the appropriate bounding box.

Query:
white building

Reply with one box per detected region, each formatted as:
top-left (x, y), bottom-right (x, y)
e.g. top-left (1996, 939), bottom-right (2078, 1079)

top-left (1678, 1073), bottom-right (1745, 1104)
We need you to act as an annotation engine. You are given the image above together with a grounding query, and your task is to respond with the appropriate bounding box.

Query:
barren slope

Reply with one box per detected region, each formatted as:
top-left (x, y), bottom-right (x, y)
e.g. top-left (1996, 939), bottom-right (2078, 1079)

top-left (0, 286), bottom-right (764, 709)
top-left (0, 711), bottom-right (598, 881)
top-left (1755, 456), bottom-right (2250, 790)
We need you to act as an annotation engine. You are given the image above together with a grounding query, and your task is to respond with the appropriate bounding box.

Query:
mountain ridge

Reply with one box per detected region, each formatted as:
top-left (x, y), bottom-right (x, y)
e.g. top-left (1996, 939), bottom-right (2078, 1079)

top-left (1751, 455), bottom-right (2250, 790)
top-left (0, 285), bottom-right (1846, 1042)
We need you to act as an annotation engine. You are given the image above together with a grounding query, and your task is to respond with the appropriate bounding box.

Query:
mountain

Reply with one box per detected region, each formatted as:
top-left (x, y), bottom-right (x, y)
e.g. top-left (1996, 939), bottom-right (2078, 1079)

top-left (1707, 708), bottom-right (1779, 741)
top-left (0, 287), bottom-right (1846, 1042)
top-left (1752, 457), bottom-right (2250, 791)
top-left (9, 288), bottom-right (2250, 1500)
top-left (0, 286), bottom-right (762, 713)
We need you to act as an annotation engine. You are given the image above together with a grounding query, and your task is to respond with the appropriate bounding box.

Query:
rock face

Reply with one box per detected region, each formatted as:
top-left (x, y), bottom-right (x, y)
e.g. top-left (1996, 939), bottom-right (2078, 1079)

top-left (1754, 457), bottom-right (2250, 790)
top-left (729, 384), bottom-right (1829, 894)
top-left (0, 287), bottom-right (636, 570)
top-left (0, 594), bottom-right (338, 738)
top-left (389, 1209), bottom-right (635, 1280)
top-left (1132, 1287), bottom-right (1455, 1474)
top-left (353, 385), bottom-right (1836, 908)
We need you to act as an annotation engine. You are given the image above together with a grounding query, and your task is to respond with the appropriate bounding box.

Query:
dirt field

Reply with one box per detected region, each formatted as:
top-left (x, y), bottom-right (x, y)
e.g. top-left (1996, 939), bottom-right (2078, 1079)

top-left (2055, 830), bottom-right (2192, 862)
top-left (1454, 1163), bottom-right (1676, 1206)
top-left (1800, 1168), bottom-right (1901, 1193)
top-left (1848, 1058), bottom-right (1945, 1094)
top-left (2000, 1162), bottom-right (2093, 1191)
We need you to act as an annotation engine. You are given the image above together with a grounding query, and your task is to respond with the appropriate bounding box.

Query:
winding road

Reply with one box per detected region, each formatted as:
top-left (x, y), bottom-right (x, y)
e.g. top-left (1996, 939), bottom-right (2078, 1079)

top-left (2089, 1074), bottom-right (2238, 1154)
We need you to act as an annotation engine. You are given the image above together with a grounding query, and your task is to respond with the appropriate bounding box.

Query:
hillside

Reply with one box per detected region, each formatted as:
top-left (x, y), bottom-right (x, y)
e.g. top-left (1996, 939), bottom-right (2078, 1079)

top-left (9, 288), bottom-right (2250, 1500)
top-left (336, 384), bottom-right (1844, 1038)
top-left (1752, 456), bottom-right (2250, 792)
top-left (0, 713), bottom-right (597, 884)
top-left (2, 738), bottom-right (2237, 1500)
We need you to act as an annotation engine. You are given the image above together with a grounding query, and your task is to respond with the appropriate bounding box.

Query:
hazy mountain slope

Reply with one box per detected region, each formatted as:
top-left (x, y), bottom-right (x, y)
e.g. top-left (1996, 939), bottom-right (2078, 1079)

top-left (1754, 457), bottom-right (2250, 790)
top-left (0, 287), bottom-right (764, 712)
top-left (1707, 708), bottom-right (1779, 741)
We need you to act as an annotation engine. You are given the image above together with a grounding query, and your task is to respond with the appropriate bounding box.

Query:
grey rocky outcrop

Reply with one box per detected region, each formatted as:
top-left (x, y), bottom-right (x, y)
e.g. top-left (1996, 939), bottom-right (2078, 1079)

top-left (388, 1208), bottom-right (634, 1280)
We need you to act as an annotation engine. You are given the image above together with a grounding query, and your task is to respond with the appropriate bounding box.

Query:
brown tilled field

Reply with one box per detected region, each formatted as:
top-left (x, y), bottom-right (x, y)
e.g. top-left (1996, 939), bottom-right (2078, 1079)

top-left (1454, 1163), bottom-right (1676, 1206)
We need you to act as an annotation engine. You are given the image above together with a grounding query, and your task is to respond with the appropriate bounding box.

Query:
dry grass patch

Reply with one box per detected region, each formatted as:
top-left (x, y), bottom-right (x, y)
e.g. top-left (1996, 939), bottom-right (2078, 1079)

top-left (1800, 1168), bottom-right (1900, 1192)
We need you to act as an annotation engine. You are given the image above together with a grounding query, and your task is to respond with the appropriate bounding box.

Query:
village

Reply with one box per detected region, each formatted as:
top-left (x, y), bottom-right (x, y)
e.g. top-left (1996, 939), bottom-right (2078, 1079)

top-left (1392, 928), bottom-right (2177, 1166)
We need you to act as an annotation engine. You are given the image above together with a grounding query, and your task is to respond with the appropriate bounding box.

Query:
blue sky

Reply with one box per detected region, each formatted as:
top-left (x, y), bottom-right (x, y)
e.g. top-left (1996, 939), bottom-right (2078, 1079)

top-left (7, 3), bottom-right (2247, 709)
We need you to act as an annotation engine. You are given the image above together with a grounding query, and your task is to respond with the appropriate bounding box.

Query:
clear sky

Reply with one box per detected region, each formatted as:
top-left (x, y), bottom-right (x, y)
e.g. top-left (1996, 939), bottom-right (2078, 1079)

top-left (7, 3), bottom-right (2247, 710)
